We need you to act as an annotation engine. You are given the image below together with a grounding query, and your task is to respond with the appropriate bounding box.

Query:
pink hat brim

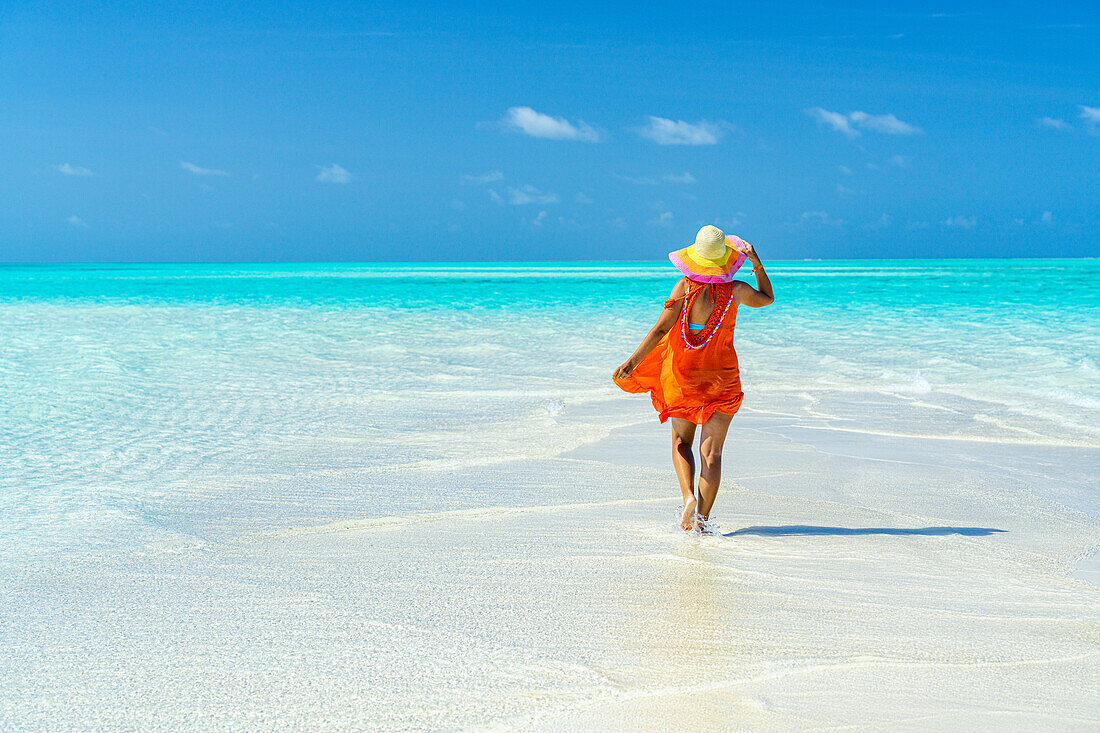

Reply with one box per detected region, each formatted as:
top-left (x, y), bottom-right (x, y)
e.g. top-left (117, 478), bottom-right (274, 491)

top-left (668, 235), bottom-right (748, 283)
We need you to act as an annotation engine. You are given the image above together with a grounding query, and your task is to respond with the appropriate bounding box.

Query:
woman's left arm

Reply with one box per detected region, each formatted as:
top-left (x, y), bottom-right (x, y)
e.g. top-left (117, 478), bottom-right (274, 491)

top-left (613, 282), bottom-right (684, 380)
top-left (734, 242), bottom-right (774, 307)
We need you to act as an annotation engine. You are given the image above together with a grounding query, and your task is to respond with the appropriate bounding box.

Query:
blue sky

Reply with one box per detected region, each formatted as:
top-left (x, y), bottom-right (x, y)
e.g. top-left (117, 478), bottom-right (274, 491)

top-left (2, 1), bottom-right (1097, 261)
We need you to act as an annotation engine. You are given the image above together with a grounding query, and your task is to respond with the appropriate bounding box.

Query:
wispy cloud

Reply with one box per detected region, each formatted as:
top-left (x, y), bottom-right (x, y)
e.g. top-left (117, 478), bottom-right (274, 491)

top-left (943, 215), bottom-right (976, 229)
top-left (807, 108), bottom-right (857, 137)
top-left (869, 213), bottom-right (893, 230)
top-left (794, 210), bottom-right (844, 226)
top-left (1080, 105), bottom-right (1100, 134)
top-left (637, 117), bottom-right (721, 145)
top-left (807, 108), bottom-right (922, 137)
top-left (1041, 210), bottom-right (1053, 223)
top-left (67, 215), bottom-right (89, 228)
top-left (181, 161), bottom-right (228, 176)
top-left (503, 107), bottom-right (600, 142)
top-left (651, 211), bottom-right (674, 226)
top-left (464, 170), bottom-right (503, 184)
top-left (1038, 116), bottom-right (1071, 131)
top-left (54, 163), bottom-right (94, 176)
top-left (617, 171), bottom-right (697, 185)
top-left (316, 164), bottom-right (353, 183)
top-left (575, 192), bottom-right (594, 205)
top-left (508, 184), bottom-right (558, 205)
top-left (850, 111), bottom-right (922, 135)
top-left (712, 212), bottom-right (747, 230)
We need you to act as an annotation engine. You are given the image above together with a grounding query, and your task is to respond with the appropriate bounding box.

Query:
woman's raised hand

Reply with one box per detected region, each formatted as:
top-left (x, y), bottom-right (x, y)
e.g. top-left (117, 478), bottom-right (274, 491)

top-left (740, 240), bottom-right (760, 264)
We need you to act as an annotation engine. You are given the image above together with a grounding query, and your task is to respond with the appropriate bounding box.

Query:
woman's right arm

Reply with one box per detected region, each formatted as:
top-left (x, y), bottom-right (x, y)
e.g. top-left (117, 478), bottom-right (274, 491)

top-left (734, 242), bottom-right (774, 308)
top-left (613, 280), bottom-right (686, 380)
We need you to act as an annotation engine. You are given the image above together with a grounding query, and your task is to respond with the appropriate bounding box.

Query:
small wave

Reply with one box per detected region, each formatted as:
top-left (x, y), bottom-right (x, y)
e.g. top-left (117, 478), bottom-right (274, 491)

top-left (880, 370), bottom-right (932, 394)
top-left (1047, 389), bottom-right (1100, 410)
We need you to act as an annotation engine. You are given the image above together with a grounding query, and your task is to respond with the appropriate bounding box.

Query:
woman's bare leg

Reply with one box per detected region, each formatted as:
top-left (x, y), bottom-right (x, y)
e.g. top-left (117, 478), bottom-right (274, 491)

top-left (696, 411), bottom-right (735, 528)
top-left (670, 418), bottom-right (698, 531)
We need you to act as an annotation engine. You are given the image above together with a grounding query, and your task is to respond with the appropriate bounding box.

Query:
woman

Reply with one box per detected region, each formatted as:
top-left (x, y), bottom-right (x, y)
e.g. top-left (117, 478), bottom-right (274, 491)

top-left (613, 225), bottom-right (774, 531)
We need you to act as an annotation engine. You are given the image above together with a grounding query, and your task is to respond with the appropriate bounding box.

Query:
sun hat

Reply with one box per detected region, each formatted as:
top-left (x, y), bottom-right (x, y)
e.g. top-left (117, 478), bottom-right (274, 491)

top-left (669, 225), bottom-right (749, 283)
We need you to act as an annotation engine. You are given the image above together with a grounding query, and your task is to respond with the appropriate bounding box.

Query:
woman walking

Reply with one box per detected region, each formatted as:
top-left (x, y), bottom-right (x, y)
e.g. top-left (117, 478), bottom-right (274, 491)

top-left (613, 225), bottom-right (774, 531)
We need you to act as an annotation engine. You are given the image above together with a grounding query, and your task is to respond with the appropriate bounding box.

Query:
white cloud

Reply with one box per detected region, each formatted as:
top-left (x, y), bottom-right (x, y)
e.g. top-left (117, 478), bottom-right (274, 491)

top-left (488, 190), bottom-right (504, 204)
top-left (181, 161), bottom-right (228, 176)
top-left (890, 155), bottom-right (910, 168)
top-left (943, 215), bottom-right (976, 229)
top-left (848, 111), bottom-right (922, 135)
top-left (533, 210), bottom-right (549, 226)
top-left (503, 107), bottom-right (600, 142)
top-left (1079, 105), bottom-right (1100, 134)
top-left (508, 184), bottom-right (558, 205)
top-left (67, 215), bottom-right (89, 228)
top-left (807, 108), bottom-right (922, 137)
top-left (637, 117), bottom-right (721, 145)
top-left (1041, 210), bottom-right (1053, 223)
top-left (464, 170), bottom-right (503, 184)
top-left (1038, 116), bottom-right (1071, 131)
top-left (664, 172), bottom-right (696, 184)
top-left (870, 213), bottom-right (893, 229)
top-left (838, 165), bottom-right (853, 175)
top-left (807, 108), bottom-right (857, 137)
top-left (449, 199), bottom-right (467, 211)
top-left (651, 211), bottom-right (674, 226)
top-left (316, 164), bottom-right (352, 183)
top-left (575, 192), bottom-right (594, 205)
top-left (55, 163), bottom-right (94, 176)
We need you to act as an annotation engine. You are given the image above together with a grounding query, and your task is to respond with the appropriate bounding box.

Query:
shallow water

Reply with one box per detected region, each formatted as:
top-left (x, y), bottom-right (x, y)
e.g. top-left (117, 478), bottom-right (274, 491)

top-left (1, 260), bottom-right (1095, 549)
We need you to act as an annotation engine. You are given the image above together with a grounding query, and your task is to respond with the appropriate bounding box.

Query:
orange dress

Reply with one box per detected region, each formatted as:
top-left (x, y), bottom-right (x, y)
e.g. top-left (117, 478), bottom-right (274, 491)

top-left (614, 282), bottom-right (744, 424)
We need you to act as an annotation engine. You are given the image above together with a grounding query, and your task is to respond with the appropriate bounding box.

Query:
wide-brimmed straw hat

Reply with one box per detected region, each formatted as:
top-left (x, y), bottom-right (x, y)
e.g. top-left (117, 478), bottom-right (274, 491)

top-left (669, 225), bottom-right (748, 283)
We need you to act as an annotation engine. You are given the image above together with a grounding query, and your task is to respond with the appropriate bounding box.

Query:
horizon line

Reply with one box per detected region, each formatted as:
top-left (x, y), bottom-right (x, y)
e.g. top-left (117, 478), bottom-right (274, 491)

top-left (2, 256), bottom-right (1096, 267)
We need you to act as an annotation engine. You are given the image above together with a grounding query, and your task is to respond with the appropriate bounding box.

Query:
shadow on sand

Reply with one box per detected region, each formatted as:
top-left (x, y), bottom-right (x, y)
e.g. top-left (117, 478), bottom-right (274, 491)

top-left (724, 525), bottom-right (1007, 537)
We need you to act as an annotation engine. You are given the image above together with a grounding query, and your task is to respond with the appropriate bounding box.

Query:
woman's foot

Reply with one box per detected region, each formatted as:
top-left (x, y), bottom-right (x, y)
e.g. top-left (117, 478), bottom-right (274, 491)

top-left (680, 497), bottom-right (697, 531)
top-left (692, 513), bottom-right (716, 534)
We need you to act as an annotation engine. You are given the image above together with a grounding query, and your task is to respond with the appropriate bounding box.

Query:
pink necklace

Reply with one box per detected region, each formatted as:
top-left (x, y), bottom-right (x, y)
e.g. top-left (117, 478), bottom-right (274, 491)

top-left (679, 285), bottom-right (731, 350)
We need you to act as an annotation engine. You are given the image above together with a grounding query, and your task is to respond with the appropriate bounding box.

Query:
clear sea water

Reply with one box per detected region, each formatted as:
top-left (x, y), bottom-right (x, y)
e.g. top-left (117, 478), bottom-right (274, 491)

top-left (1, 260), bottom-right (1097, 562)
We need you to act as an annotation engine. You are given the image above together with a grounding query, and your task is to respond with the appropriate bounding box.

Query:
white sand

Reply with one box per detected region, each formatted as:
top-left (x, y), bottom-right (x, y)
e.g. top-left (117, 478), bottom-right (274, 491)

top-left (3, 392), bottom-right (1098, 730)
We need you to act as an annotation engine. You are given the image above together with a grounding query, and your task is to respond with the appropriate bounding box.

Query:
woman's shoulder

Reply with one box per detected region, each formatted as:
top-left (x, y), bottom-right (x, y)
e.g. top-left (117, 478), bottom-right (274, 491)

top-left (671, 277), bottom-right (693, 296)
top-left (663, 277), bottom-right (693, 308)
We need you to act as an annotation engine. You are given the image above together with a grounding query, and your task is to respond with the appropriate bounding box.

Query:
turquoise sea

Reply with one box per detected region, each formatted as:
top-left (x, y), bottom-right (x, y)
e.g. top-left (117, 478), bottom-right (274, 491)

top-left (2, 259), bottom-right (1097, 552)
top-left (2, 259), bottom-right (1098, 729)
